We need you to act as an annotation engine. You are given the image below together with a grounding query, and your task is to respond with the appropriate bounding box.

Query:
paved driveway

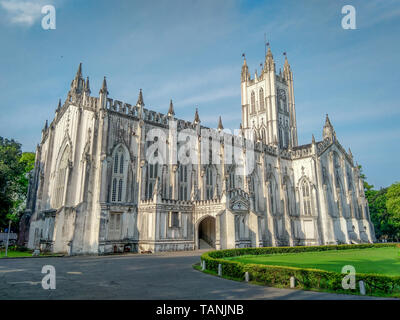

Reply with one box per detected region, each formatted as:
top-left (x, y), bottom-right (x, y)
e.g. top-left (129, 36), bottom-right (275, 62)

top-left (0, 250), bottom-right (386, 300)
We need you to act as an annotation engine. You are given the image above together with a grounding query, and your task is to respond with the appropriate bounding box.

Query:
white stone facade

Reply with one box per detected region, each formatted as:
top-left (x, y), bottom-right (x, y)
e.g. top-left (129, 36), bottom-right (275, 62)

top-left (25, 50), bottom-right (376, 255)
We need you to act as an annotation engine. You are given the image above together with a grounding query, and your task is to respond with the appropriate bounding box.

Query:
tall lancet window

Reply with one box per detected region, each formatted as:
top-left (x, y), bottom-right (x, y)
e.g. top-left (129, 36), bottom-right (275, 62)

top-left (269, 182), bottom-right (275, 214)
top-left (205, 166), bottom-right (213, 200)
top-left (54, 145), bottom-right (70, 208)
top-left (147, 163), bottom-right (158, 199)
top-left (259, 88), bottom-right (264, 110)
top-left (111, 146), bottom-right (127, 203)
top-left (179, 165), bottom-right (188, 200)
top-left (302, 181), bottom-right (312, 215)
top-left (250, 91), bottom-right (255, 114)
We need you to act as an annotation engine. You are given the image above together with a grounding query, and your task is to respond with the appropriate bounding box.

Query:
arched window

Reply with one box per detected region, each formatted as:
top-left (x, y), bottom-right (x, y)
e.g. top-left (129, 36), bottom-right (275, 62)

top-left (179, 165), bottom-right (188, 200)
top-left (147, 163), bottom-right (158, 199)
top-left (205, 166), bottom-right (213, 200)
top-left (284, 129), bottom-right (289, 148)
top-left (111, 146), bottom-right (127, 203)
top-left (250, 91), bottom-right (255, 114)
top-left (259, 88), bottom-right (264, 110)
top-left (302, 181), bottom-right (312, 215)
top-left (112, 178), bottom-right (117, 202)
top-left (54, 145), bottom-right (70, 208)
top-left (279, 128), bottom-right (284, 148)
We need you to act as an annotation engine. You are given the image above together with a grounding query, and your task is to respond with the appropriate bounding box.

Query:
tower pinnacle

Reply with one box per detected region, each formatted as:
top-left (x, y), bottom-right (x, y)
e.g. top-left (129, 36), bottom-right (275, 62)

top-left (168, 99), bottom-right (175, 117)
top-left (323, 114), bottom-right (336, 140)
top-left (136, 88), bottom-right (144, 106)
top-left (264, 46), bottom-right (275, 72)
top-left (193, 108), bottom-right (200, 124)
top-left (217, 116), bottom-right (223, 131)
top-left (99, 76), bottom-right (108, 95)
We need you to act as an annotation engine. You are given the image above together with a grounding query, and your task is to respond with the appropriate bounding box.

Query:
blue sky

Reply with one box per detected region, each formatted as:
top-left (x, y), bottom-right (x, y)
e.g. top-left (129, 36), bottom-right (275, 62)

top-left (0, 0), bottom-right (399, 188)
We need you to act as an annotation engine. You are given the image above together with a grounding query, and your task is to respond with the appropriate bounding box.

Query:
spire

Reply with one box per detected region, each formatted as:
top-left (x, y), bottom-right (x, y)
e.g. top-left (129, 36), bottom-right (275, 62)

top-left (194, 108), bottom-right (200, 124)
top-left (75, 62), bottom-right (82, 79)
top-left (136, 88), bottom-right (144, 106)
top-left (56, 98), bottom-right (61, 112)
top-left (323, 114), bottom-right (336, 140)
top-left (348, 148), bottom-right (353, 159)
top-left (217, 116), bottom-right (224, 131)
top-left (283, 54), bottom-right (292, 81)
top-left (71, 62), bottom-right (84, 93)
top-left (264, 46), bottom-right (275, 72)
top-left (43, 120), bottom-right (48, 131)
top-left (241, 54), bottom-right (250, 82)
top-left (99, 76), bottom-right (108, 95)
top-left (284, 55), bottom-right (290, 70)
top-left (168, 99), bottom-right (175, 117)
top-left (312, 134), bottom-right (315, 144)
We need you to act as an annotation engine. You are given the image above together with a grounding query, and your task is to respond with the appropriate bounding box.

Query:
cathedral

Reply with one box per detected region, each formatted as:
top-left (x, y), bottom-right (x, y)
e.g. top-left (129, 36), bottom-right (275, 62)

top-left (24, 47), bottom-right (376, 255)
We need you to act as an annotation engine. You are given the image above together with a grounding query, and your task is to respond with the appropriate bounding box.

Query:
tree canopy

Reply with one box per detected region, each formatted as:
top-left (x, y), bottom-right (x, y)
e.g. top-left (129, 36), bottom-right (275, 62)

top-left (0, 137), bottom-right (35, 230)
top-left (360, 165), bottom-right (400, 241)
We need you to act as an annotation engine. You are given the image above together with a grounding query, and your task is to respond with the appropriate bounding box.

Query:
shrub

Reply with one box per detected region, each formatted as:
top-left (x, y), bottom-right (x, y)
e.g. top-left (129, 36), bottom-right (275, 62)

top-left (200, 243), bottom-right (400, 297)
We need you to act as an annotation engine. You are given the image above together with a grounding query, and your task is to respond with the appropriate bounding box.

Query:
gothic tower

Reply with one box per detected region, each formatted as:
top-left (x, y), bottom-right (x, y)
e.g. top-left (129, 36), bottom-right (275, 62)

top-left (241, 48), bottom-right (298, 149)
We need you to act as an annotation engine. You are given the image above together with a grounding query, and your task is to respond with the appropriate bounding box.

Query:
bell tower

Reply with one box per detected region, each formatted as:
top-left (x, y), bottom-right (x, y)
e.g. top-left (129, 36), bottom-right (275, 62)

top-left (241, 48), bottom-right (298, 149)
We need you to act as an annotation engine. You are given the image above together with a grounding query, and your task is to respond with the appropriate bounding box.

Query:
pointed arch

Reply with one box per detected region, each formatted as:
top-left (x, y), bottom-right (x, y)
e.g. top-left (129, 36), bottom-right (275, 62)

top-left (298, 176), bottom-right (314, 216)
top-left (53, 144), bottom-right (71, 208)
top-left (178, 163), bottom-right (189, 200)
top-left (110, 143), bottom-right (130, 203)
top-left (204, 164), bottom-right (217, 200)
top-left (250, 91), bottom-right (255, 114)
top-left (259, 88), bottom-right (264, 110)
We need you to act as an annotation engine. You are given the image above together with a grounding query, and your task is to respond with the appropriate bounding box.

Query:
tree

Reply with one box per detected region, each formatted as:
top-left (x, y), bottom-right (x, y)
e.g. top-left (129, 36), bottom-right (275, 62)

top-left (386, 182), bottom-right (400, 219)
top-left (0, 137), bottom-right (35, 231)
top-left (359, 165), bottom-right (400, 241)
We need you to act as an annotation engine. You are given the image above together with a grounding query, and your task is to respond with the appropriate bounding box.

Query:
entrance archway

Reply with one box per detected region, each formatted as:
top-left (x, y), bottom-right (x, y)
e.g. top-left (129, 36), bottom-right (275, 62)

top-left (197, 216), bottom-right (216, 249)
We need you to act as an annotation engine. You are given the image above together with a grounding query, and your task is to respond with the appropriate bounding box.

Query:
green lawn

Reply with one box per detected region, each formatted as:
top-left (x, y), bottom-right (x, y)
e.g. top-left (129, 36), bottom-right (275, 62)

top-left (225, 247), bottom-right (400, 276)
top-left (0, 250), bottom-right (33, 258)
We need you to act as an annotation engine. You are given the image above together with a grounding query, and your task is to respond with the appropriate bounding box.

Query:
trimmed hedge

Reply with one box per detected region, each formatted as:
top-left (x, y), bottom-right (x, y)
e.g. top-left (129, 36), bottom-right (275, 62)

top-left (200, 243), bottom-right (400, 297)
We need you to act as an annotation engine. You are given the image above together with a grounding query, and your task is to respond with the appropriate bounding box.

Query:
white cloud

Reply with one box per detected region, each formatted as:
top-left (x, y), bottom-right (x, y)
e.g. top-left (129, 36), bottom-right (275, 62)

top-left (0, 0), bottom-right (54, 27)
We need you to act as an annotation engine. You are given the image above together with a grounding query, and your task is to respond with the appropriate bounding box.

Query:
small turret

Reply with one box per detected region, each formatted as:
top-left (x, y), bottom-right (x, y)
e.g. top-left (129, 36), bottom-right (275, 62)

top-left (241, 55), bottom-right (250, 82)
top-left (323, 114), bottom-right (336, 140)
top-left (311, 134), bottom-right (316, 153)
top-left (264, 46), bottom-right (275, 72)
top-left (56, 99), bottom-right (61, 112)
top-left (283, 55), bottom-right (291, 75)
top-left (99, 76), bottom-right (108, 109)
top-left (99, 76), bottom-right (108, 95)
top-left (71, 63), bottom-right (84, 94)
top-left (217, 116), bottom-right (224, 132)
top-left (193, 108), bottom-right (200, 124)
top-left (75, 62), bottom-right (82, 79)
top-left (85, 77), bottom-right (91, 95)
top-left (168, 99), bottom-right (175, 117)
top-left (136, 88), bottom-right (144, 106)
top-left (43, 120), bottom-right (48, 131)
